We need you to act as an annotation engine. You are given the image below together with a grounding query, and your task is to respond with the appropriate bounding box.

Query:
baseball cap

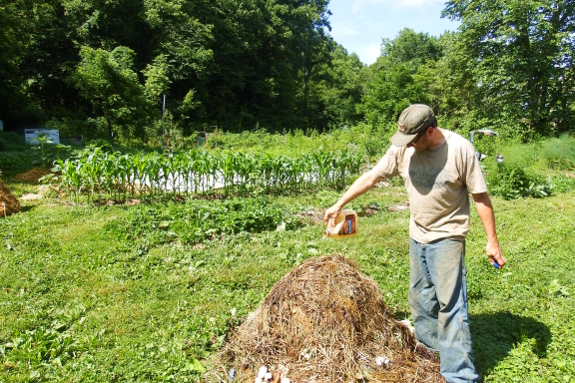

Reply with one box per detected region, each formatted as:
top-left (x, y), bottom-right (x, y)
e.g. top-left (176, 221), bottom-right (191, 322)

top-left (390, 104), bottom-right (436, 147)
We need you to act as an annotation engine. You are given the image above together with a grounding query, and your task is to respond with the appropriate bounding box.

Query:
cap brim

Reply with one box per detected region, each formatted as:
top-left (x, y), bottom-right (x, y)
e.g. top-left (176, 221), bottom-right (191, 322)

top-left (390, 131), bottom-right (418, 147)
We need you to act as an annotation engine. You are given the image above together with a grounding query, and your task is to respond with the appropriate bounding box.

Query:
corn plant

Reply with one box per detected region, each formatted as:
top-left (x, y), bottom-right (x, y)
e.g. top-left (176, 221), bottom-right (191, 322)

top-left (51, 147), bottom-right (364, 203)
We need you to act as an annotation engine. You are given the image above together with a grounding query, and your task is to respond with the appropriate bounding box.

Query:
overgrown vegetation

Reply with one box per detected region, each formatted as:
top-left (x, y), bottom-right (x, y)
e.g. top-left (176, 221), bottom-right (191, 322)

top-left (1, 181), bottom-right (574, 382)
top-left (103, 198), bottom-right (306, 246)
top-left (488, 166), bottom-right (554, 200)
top-left (1, 127), bottom-right (575, 382)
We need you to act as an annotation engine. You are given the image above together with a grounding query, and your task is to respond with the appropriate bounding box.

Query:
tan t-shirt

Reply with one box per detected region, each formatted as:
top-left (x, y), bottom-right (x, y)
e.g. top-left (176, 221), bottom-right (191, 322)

top-left (371, 128), bottom-right (487, 243)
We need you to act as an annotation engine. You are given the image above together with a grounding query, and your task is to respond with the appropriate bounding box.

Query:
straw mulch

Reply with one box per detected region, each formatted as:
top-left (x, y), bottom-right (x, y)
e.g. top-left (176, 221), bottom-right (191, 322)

top-left (205, 256), bottom-right (443, 383)
top-left (13, 167), bottom-right (52, 183)
top-left (0, 180), bottom-right (20, 217)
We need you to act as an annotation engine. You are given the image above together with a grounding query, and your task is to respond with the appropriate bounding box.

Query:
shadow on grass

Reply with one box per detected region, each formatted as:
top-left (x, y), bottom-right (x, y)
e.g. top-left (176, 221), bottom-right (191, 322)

top-left (470, 312), bottom-right (551, 378)
top-left (19, 205), bottom-right (37, 213)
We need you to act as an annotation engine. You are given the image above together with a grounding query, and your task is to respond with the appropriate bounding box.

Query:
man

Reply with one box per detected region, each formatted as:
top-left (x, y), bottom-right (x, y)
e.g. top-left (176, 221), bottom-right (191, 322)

top-left (324, 104), bottom-right (507, 383)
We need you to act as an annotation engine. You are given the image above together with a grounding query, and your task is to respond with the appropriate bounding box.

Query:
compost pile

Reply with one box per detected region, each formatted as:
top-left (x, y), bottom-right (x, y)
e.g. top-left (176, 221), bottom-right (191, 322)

top-left (205, 256), bottom-right (443, 383)
top-left (14, 167), bottom-right (52, 183)
top-left (0, 179), bottom-right (20, 217)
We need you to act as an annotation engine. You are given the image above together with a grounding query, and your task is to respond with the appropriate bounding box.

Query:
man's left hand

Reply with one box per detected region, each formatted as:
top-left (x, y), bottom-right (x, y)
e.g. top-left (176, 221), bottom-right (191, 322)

top-left (486, 240), bottom-right (506, 269)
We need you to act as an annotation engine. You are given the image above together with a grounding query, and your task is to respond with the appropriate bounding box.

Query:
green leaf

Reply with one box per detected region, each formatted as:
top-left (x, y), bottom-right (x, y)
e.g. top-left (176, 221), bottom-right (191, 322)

top-left (191, 359), bottom-right (206, 373)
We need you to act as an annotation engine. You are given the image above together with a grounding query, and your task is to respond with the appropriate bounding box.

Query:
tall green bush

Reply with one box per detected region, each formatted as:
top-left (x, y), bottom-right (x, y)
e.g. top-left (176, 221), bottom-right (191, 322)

top-left (487, 165), bottom-right (553, 200)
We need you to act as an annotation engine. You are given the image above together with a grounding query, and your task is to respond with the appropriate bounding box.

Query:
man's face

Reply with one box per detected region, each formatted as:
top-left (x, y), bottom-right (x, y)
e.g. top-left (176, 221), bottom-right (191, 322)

top-left (406, 129), bottom-right (429, 151)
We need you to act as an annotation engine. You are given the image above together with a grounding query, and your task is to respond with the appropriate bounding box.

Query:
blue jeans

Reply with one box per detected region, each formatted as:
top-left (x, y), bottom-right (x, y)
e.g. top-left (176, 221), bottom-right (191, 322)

top-left (409, 238), bottom-right (479, 383)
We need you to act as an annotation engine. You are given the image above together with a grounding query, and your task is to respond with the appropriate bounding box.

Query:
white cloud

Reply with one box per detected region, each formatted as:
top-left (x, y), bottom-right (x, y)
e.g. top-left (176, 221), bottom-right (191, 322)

top-left (331, 22), bottom-right (361, 36)
top-left (361, 43), bottom-right (383, 64)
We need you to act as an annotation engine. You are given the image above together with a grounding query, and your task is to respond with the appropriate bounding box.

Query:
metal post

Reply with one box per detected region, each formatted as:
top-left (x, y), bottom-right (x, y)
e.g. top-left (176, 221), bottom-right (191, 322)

top-left (161, 95), bottom-right (168, 155)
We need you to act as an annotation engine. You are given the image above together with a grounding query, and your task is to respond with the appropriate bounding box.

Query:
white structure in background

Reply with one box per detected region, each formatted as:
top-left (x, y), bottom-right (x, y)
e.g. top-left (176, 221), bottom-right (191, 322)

top-left (24, 128), bottom-right (60, 144)
top-left (0, 120), bottom-right (3, 131)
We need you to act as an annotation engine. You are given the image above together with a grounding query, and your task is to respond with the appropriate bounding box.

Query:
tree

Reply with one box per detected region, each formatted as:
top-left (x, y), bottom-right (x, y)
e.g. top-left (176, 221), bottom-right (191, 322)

top-left (361, 29), bottom-right (443, 127)
top-left (72, 46), bottom-right (153, 141)
top-left (0, 1), bottom-right (30, 126)
top-left (306, 46), bottom-right (368, 131)
top-left (443, 0), bottom-right (575, 137)
top-left (2, 0), bottom-right (361, 137)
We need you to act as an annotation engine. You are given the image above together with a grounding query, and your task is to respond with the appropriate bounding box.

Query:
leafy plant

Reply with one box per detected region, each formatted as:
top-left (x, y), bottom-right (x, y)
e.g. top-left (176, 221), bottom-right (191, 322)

top-left (104, 198), bottom-right (305, 245)
top-left (489, 166), bottom-right (554, 200)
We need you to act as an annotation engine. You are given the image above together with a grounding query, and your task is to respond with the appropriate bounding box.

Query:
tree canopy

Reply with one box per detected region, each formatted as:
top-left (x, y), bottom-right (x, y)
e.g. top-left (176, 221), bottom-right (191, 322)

top-left (0, 0), bottom-right (573, 141)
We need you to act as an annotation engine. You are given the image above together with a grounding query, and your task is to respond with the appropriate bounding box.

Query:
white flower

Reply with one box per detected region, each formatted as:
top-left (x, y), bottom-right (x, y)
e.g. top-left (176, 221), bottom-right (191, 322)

top-left (257, 366), bottom-right (267, 379)
top-left (376, 356), bottom-right (390, 366)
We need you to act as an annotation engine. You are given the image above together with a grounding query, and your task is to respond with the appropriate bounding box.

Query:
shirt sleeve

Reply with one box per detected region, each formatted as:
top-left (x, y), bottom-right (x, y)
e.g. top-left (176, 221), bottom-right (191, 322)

top-left (371, 145), bottom-right (401, 180)
top-left (461, 142), bottom-right (488, 194)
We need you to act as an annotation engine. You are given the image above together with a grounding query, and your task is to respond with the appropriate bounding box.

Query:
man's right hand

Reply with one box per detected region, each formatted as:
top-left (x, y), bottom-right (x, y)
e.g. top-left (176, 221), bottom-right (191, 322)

top-left (322, 171), bottom-right (380, 226)
top-left (324, 204), bottom-right (343, 226)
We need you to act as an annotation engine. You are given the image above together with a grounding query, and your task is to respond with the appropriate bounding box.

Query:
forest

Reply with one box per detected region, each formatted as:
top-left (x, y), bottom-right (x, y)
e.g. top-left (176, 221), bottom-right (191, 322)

top-left (1, 0), bottom-right (573, 143)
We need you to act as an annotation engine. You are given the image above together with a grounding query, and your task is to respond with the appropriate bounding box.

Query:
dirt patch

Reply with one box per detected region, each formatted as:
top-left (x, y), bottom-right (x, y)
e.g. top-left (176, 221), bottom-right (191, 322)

top-left (20, 193), bottom-right (42, 201)
top-left (298, 205), bottom-right (381, 225)
top-left (296, 209), bottom-right (325, 225)
top-left (13, 167), bottom-right (52, 184)
top-left (205, 256), bottom-right (442, 383)
top-left (388, 201), bottom-right (409, 212)
top-left (359, 205), bottom-right (381, 217)
top-left (93, 198), bottom-right (142, 207)
top-left (0, 180), bottom-right (20, 217)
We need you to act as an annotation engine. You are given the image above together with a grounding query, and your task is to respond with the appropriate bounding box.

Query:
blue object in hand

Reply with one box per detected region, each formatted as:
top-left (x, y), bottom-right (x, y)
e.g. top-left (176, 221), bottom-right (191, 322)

top-left (493, 261), bottom-right (500, 269)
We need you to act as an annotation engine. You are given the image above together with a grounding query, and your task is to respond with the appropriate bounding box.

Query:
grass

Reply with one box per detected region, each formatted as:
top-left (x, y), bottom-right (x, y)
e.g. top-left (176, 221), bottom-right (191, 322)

top-left (1, 180), bottom-right (575, 382)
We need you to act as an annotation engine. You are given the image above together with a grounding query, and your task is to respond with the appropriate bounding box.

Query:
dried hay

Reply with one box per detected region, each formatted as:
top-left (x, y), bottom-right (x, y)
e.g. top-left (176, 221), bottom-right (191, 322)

top-left (0, 180), bottom-right (20, 217)
top-left (20, 193), bottom-right (42, 201)
top-left (13, 167), bottom-right (52, 183)
top-left (205, 256), bottom-right (443, 383)
top-left (387, 203), bottom-right (409, 212)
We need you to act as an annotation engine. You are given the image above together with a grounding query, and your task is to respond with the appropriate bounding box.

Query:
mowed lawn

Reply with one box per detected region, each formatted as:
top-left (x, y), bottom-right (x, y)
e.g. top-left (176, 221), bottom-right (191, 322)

top-left (1, 182), bottom-right (574, 382)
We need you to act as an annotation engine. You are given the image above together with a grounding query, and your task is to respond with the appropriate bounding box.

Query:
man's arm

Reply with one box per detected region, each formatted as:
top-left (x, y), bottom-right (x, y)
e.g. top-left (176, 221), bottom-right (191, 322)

top-left (472, 192), bottom-right (507, 268)
top-left (324, 170), bottom-right (380, 225)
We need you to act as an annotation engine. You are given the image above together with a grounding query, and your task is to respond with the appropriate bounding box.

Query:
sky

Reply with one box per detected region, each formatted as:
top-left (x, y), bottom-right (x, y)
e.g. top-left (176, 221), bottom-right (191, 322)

top-left (327, 0), bottom-right (461, 65)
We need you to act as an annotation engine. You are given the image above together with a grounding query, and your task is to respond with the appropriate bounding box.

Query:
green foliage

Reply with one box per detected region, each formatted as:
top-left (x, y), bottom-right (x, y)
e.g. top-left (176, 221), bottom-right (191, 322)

top-left (0, 131), bottom-right (28, 152)
top-left (3, 326), bottom-right (83, 369)
top-left (540, 134), bottom-right (575, 171)
top-left (488, 165), bottom-right (554, 200)
top-left (104, 198), bottom-right (304, 246)
top-left (361, 28), bottom-right (443, 127)
top-left (3, 0), bottom-right (365, 137)
top-left (0, 152), bottom-right (36, 178)
top-left (304, 45), bottom-right (368, 131)
top-left (210, 123), bottom-right (393, 160)
top-left (2, 0), bottom-right (574, 149)
top-left (551, 175), bottom-right (575, 194)
top-left (51, 147), bottom-right (364, 204)
top-left (0, 2), bottom-right (29, 126)
top-left (143, 55), bottom-right (171, 100)
top-left (72, 46), bottom-right (153, 141)
top-left (442, 0), bottom-right (575, 137)
top-left (0, 133), bottom-right (74, 172)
